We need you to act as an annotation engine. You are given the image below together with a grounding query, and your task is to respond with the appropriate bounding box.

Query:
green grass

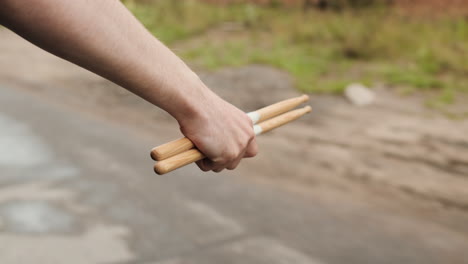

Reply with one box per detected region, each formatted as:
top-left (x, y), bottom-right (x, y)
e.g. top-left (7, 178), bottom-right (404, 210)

top-left (124, 0), bottom-right (468, 103)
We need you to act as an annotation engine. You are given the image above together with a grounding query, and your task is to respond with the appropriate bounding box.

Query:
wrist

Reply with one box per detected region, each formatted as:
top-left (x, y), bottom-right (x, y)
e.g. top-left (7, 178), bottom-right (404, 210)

top-left (167, 75), bottom-right (217, 126)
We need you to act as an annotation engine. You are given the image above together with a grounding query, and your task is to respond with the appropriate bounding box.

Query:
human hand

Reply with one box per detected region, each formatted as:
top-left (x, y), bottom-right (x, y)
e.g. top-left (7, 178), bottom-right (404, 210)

top-left (177, 90), bottom-right (258, 173)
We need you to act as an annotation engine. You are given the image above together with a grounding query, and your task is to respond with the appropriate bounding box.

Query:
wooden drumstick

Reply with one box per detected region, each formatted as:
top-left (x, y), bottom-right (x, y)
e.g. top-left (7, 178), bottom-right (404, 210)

top-left (150, 94), bottom-right (309, 161)
top-left (154, 106), bottom-right (312, 175)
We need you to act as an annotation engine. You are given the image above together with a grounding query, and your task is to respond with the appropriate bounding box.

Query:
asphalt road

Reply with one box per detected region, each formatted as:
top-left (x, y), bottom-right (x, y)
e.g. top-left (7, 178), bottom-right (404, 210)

top-left (0, 85), bottom-right (467, 264)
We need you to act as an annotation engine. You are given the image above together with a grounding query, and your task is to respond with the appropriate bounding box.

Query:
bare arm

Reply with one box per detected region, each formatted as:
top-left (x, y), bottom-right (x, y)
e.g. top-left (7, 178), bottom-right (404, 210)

top-left (0, 0), bottom-right (257, 172)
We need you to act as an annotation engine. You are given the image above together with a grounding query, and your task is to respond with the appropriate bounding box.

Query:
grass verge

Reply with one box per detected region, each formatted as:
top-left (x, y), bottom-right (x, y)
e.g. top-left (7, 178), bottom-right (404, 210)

top-left (124, 0), bottom-right (468, 104)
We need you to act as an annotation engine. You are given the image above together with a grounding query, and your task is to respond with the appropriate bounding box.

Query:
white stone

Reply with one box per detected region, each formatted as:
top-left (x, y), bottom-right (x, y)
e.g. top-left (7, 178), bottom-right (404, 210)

top-left (344, 83), bottom-right (375, 106)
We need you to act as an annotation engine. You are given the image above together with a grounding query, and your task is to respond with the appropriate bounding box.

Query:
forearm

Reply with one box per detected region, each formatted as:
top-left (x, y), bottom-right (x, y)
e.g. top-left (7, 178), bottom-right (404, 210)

top-left (1, 0), bottom-right (258, 172)
top-left (0, 0), bottom-right (212, 121)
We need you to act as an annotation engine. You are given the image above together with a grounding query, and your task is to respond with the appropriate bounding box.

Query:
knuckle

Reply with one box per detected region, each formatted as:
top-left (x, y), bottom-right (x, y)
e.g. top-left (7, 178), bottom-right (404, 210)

top-left (246, 146), bottom-right (258, 158)
top-left (245, 151), bottom-right (254, 158)
top-left (237, 140), bottom-right (247, 150)
top-left (239, 132), bottom-right (254, 148)
top-left (213, 168), bottom-right (224, 173)
top-left (245, 115), bottom-right (254, 126)
top-left (245, 128), bottom-right (255, 140)
top-left (214, 157), bottom-right (227, 165)
top-left (225, 151), bottom-right (237, 161)
top-left (251, 149), bottom-right (258, 157)
top-left (216, 154), bottom-right (231, 164)
top-left (227, 162), bottom-right (239, 170)
top-left (197, 160), bottom-right (211, 172)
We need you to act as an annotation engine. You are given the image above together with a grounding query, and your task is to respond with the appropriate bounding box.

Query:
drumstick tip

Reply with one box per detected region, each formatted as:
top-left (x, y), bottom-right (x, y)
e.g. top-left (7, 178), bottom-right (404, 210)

top-left (300, 94), bottom-right (310, 102)
top-left (150, 148), bottom-right (158, 161)
top-left (154, 162), bottom-right (165, 175)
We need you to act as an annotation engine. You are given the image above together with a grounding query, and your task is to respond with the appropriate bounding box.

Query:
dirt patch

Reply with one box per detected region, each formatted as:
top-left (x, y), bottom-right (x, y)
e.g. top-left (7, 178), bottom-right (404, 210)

top-left (1, 29), bottom-right (468, 213)
top-left (240, 90), bottom-right (468, 210)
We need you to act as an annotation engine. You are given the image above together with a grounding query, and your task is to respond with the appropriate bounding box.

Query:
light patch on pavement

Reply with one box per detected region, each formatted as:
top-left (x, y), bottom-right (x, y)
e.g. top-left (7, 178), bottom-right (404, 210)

top-left (0, 182), bottom-right (81, 234)
top-left (40, 166), bottom-right (80, 180)
top-left (0, 201), bottom-right (75, 233)
top-left (152, 237), bottom-right (324, 264)
top-left (0, 225), bottom-right (135, 264)
top-left (184, 201), bottom-right (243, 243)
top-left (0, 114), bottom-right (53, 167)
top-left (1, 165), bottom-right (80, 184)
top-left (0, 114), bottom-right (80, 182)
top-left (0, 181), bottom-right (135, 263)
top-left (0, 182), bottom-right (75, 203)
top-left (227, 237), bottom-right (324, 264)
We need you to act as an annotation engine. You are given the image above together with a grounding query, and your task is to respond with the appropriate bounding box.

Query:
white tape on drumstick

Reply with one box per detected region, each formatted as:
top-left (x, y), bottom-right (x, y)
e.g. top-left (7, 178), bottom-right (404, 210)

top-left (248, 111), bottom-right (263, 135)
top-left (253, 125), bottom-right (263, 135)
top-left (247, 111), bottom-right (261, 124)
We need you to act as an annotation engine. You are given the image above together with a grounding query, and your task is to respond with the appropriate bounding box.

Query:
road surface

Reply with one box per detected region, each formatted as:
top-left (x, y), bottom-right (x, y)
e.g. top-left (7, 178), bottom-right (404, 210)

top-left (1, 85), bottom-right (468, 264)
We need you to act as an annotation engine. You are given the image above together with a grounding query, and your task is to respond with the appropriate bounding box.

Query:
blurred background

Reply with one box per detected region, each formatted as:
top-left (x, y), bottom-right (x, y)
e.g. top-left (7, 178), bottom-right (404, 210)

top-left (0, 0), bottom-right (467, 263)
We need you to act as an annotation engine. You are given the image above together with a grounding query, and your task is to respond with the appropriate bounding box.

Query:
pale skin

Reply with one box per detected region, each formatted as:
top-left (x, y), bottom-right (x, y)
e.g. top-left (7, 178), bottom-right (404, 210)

top-left (0, 0), bottom-right (258, 173)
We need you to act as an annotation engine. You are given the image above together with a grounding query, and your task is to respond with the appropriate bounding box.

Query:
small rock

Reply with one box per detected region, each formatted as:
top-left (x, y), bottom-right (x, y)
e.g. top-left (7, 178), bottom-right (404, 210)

top-left (344, 83), bottom-right (375, 106)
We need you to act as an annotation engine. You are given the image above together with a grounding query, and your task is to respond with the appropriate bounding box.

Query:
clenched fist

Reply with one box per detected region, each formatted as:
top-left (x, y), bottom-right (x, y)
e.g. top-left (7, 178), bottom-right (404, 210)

top-left (178, 90), bottom-right (258, 173)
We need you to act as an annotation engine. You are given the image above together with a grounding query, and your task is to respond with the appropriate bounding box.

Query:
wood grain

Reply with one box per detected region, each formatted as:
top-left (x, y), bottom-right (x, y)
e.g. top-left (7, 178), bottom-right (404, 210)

top-left (256, 94), bottom-right (309, 123)
top-left (154, 149), bottom-right (205, 175)
top-left (151, 137), bottom-right (194, 161)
